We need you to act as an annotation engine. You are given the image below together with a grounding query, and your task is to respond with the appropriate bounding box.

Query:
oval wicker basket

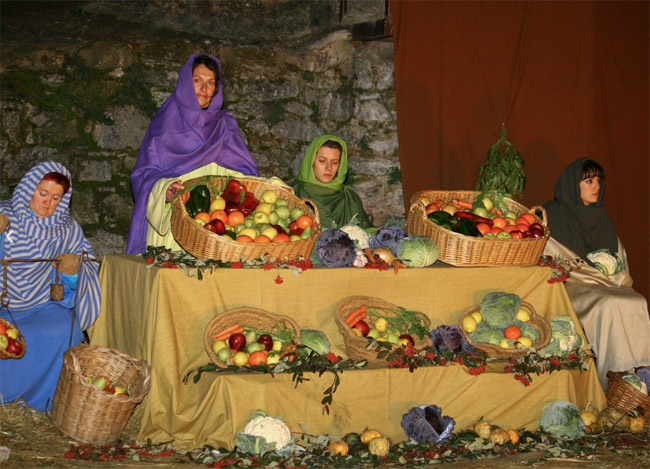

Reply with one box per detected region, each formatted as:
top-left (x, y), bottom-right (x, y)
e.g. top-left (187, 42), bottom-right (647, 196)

top-left (171, 176), bottom-right (321, 261)
top-left (335, 295), bottom-right (432, 365)
top-left (459, 301), bottom-right (552, 359)
top-left (0, 317), bottom-right (26, 360)
top-left (50, 344), bottom-right (151, 445)
top-left (406, 190), bottom-right (549, 266)
top-left (204, 307), bottom-right (302, 368)
top-left (606, 371), bottom-right (650, 426)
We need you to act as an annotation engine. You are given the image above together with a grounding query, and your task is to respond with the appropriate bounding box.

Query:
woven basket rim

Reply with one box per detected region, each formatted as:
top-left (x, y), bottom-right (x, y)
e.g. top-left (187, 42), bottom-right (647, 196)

top-left (606, 371), bottom-right (650, 416)
top-left (459, 301), bottom-right (552, 359)
top-left (0, 317), bottom-right (26, 359)
top-left (204, 307), bottom-right (302, 367)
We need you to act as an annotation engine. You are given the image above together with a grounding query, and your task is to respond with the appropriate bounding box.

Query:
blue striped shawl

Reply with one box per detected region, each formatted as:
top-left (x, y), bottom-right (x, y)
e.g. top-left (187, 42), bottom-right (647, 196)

top-left (0, 161), bottom-right (100, 330)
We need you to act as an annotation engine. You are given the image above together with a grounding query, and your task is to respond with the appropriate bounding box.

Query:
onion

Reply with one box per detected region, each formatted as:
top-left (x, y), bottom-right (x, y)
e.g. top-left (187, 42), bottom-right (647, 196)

top-left (372, 247), bottom-right (395, 264)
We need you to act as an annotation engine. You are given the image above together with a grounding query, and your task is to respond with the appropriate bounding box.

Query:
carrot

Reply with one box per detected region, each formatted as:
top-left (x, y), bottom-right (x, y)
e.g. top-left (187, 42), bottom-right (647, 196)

top-left (345, 306), bottom-right (367, 326)
top-left (348, 312), bottom-right (367, 328)
top-left (214, 323), bottom-right (243, 341)
top-left (393, 259), bottom-right (407, 274)
top-left (452, 199), bottom-right (473, 210)
top-left (363, 248), bottom-right (374, 262)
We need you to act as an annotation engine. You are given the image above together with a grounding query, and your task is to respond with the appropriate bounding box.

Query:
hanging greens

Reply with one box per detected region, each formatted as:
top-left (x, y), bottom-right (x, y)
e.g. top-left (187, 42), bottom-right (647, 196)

top-left (476, 125), bottom-right (526, 198)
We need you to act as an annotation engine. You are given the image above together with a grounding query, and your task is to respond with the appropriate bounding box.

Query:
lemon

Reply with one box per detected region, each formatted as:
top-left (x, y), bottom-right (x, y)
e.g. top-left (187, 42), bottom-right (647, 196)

top-left (499, 338), bottom-right (513, 349)
top-left (481, 197), bottom-right (494, 211)
top-left (516, 308), bottom-right (530, 322)
top-left (212, 340), bottom-right (228, 354)
top-left (461, 315), bottom-right (477, 333)
top-left (374, 317), bottom-right (388, 333)
top-left (470, 311), bottom-right (483, 325)
top-left (516, 336), bottom-right (533, 348)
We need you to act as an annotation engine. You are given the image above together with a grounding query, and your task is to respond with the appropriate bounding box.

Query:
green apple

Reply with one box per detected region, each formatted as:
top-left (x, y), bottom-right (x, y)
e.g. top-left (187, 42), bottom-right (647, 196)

top-left (277, 218), bottom-right (290, 229)
top-left (290, 207), bottom-right (305, 220)
top-left (246, 342), bottom-right (266, 354)
top-left (299, 226), bottom-right (312, 239)
top-left (257, 223), bottom-right (271, 232)
top-left (261, 226), bottom-right (278, 240)
top-left (260, 190), bottom-right (278, 204)
top-left (275, 199), bottom-right (289, 208)
top-left (505, 210), bottom-right (518, 220)
top-left (255, 203), bottom-right (273, 215)
top-left (244, 218), bottom-right (256, 228)
top-left (497, 231), bottom-right (511, 239)
top-left (472, 207), bottom-right (489, 218)
top-left (275, 206), bottom-right (290, 220)
top-left (366, 328), bottom-right (380, 339)
top-left (212, 340), bottom-right (228, 354)
top-left (217, 348), bottom-right (232, 363)
top-left (244, 330), bottom-right (257, 344)
top-left (92, 376), bottom-right (107, 390)
top-left (113, 385), bottom-right (127, 396)
top-left (0, 334), bottom-right (8, 349)
top-left (266, 353), bottom-right (281, 365)
top-left (290, 235), bottom-right (301, 242)
top-left (268, 211), bottom-right (280, 225)
top-left (481, 197), bottom-right (494, 211)
top-left (209, 196), bottom-right (226, 212)
top-left (194, 218), bottom-right (206, 227)
top-left (234, 223), bottom-right (247, 234)
top-left (386, 333), bottom-right (400, 344)
top-left (240, 227), bottom-right (258, 239)
top-left (253, 211), bottom-right (269, 225)
top-left (232, 351), bottom-right (249, 367)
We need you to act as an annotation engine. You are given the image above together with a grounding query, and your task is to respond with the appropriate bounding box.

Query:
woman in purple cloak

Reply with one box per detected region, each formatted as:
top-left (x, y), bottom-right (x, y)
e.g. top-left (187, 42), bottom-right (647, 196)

top-left (126, 54), bottom-right (260, 254)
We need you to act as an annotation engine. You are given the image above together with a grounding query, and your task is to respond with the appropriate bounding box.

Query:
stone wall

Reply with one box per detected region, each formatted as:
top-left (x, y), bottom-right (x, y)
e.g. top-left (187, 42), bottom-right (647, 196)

top-left (0, 0), bottom-right (401, 259)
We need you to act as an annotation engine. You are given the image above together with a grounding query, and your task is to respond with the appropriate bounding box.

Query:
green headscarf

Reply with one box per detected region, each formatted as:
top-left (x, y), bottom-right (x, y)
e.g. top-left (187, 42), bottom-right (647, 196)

top-left (291, 135), bottom-right (372, 229)
top-left (543, 157), bottom-right (618, 258)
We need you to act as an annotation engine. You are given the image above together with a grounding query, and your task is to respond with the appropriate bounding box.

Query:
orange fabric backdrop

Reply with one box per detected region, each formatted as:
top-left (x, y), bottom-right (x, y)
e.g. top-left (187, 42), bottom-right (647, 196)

top-left (391, 0), bottom-right (649, 300)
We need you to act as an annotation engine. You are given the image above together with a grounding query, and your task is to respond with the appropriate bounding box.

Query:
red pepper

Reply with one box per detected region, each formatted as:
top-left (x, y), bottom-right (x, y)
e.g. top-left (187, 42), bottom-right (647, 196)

top-left (222, 179), bottom-right (246, 204)
top-left (454, 211), bottom-right (493, 227)
top-left (241, 190), bottom-right (259, 213)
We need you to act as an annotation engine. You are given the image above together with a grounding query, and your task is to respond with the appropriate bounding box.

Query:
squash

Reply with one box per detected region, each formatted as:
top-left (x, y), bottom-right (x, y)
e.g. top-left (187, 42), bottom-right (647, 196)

top-left (368, 436), bottom-right (390, 457)
top-left (472, 420), bottom-right (491, 440)
top-left (629, 415), bottom-right (645, 433)
top-left (327, 439), bottom-right (349, 456)
top-left (488, 428), bottom-right (510, 445)
top-left (597, 407), bottom-right (630, 432)
top-left (360, 429), bottom-right (382, 444)
top-left (506, 429), bottom-right (519, 444)
top-left (342, 432), bottom-right (361, 447)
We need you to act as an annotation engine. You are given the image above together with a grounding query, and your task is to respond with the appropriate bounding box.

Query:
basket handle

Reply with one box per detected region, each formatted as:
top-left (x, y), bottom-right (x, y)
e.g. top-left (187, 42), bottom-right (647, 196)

top-left (528, 205), bottom-right (548, 226)
top-left (409, 200), bottom-right (428, 220)
top-left (300, 197), bottom-right (320, 222)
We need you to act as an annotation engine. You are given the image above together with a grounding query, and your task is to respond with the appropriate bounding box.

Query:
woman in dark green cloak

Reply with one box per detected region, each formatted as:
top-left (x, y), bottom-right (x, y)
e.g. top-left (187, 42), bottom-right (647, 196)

top-left (291, 135), bottom-right (372, 229)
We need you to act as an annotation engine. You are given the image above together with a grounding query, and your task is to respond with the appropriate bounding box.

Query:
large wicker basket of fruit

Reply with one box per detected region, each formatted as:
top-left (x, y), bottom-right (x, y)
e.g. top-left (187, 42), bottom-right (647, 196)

top-left (459, 300), bottom-right (551, 359)
top-left (0, 317), bottom-right (26, 359)
top-left (171, 176), bottom-right (321, 261)
top-left (50, 344), bottom-right (151, 444)
top-left (204, 307), bottom-right (302, 368)
top-left (406, 190), bottom-right (549, 266)
top-left (606, 371), bottom-right (650, 427)
top-left (335, 295), bottom-right (432, 365)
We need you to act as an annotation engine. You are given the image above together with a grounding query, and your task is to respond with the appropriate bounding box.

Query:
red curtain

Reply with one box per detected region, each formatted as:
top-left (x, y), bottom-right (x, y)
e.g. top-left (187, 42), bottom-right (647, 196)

top-left (392, 0), bottom-right (649, 300)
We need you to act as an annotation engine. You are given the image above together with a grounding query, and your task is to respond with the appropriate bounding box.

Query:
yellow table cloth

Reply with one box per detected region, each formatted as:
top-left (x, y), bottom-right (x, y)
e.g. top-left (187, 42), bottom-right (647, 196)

top-left (88, 255), bottom-right (606, 450)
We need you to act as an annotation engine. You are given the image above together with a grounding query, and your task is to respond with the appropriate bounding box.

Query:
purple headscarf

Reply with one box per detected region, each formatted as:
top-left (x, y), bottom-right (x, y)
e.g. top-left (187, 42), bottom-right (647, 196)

top-left (126, 54), bottom-right (259, 254)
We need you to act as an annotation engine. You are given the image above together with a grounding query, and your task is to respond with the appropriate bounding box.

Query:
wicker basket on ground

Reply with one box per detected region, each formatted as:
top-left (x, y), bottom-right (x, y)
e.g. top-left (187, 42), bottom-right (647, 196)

top-left (0, 317), bottom-right (26, 359)
top-left (406, 190), bottom-right (548, 266)
top-left (204, 307), bottom-right (302, 368)
top-left (335, 295), bottom-right (432, 365)
top-left (50, 344), bottom-right (151, 444)
top-left (459, 301), bottom-right (552, 359)
top-left (171, 176), bottom-right (321, 262)
top-left (606, 371), bottom-right (650, 426)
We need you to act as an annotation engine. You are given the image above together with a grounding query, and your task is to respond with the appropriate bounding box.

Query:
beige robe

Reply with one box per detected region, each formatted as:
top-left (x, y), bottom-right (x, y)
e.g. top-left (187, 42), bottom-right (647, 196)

top-left (543, 237), bottom-right (650, 389)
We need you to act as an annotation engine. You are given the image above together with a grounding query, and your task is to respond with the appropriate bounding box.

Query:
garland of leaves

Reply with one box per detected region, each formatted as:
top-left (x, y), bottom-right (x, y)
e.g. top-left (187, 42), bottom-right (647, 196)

top-left (537, 254), bottom-right (583, 284)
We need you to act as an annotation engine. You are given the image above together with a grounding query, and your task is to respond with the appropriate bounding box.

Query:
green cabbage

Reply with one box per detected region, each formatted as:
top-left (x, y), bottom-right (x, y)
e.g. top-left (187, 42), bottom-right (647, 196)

top-left (514, 320), bottom-right (539, 341)
top-left (622, 372), bottom-right (644, 391)
top-left (395, 236), bottom-right (439, 267)
top-left (540, 401), bottom-right (585, 439)
top-left (538, 316), bottom-right (583, 357)
top-left (299, 329), bottom-right (330, 355)
top-left (469, 322), bottom-right (503, 345)
top-left (479, 292), bottom-right (521, 328)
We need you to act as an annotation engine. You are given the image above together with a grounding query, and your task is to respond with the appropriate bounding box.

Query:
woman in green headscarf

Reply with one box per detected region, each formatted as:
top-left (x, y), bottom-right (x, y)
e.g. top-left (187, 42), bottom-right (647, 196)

top-left (291, 135), bottom-right (372, 229)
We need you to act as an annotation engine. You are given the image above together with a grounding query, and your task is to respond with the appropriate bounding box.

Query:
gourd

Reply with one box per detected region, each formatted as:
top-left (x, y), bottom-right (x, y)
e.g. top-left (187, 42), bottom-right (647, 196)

top-left (597, 407), bottom-right (630, 432)
top-left (506, 429), bottom-right (519, 444)
top-left (368, 436), bottom-right (390, 457)
top-left (629, 415), bottom-right (645, 433)
top-left (472, 420), bottom-right (491, 440)
top-left (342, 432), bottom-right (361, 446)
top-left (327, 439), bottom-right (349, 456)
top-left (360, 429), bottom-right (382, 444)
top-left (488, 428), bottom-right (510, 445)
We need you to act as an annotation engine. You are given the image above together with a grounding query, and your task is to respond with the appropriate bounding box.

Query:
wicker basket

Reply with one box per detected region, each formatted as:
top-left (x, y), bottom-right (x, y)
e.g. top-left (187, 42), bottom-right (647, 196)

top-left (406, 190), bottom-right (549, 266)
top-left (459, 301), bottom-right (552, 359)
top-left (0, 317), bottom-right (26, 360)
top-left (335, 295), bottom-right (432, 365)
top-left (606, 371), bottom-right (650, 424)
top-left (50, 344), bottom-right (151, 444)
top-left (204, 307), bottom-right (302, 368)
top-left (171, 176), bottom-right (321, 261)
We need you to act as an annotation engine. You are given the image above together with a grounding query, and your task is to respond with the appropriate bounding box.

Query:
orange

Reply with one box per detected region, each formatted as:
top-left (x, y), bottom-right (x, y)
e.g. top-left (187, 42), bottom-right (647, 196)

top-left (210, 209), bottom-right (228, 224)
top-left (254, 235), bottom-right (271, 243)
top-left (193, 212), bottom-right (211, 224)
top-left (227, 211), bottom-right (246, 227)
top-left (248, 351), bottom-right (268, 366)
top-left (273, 233), bottom-right (291, 243)
top-left (296, 215), bottom-right (313, 230)
top-left (504, 325), bottom-right (522, 340)
top-left (476, 223), bottom-right (491, 236)
top-left (515, 217), bottom-right (530, 228)
top-left (235, 234), bottom-right (254, 243)
top-left (521, 213), bottom-right (537, 225)
top-left (492, 217), bottom-right (507, 229)
top-left (503, 225), bottom-right (518, 233)
top-left (516, 223), bottom-right (529, 232)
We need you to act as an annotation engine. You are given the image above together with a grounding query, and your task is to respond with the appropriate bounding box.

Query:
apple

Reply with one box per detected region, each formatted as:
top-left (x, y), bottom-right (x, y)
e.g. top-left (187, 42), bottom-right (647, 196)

top-left (353, 320), bottom-right (370, 336)
top-left (212, 339), bottom-right (228, 354)
top-left (260, 190), bottom-right (278, 204)
top-left (204, 219), bottom-right (226, 235)
top-left (5, 328), bottom-right (18, 339)
top-left (92, 376), bottom-right (108, 390)
top-left (234, 224), bottom-right (247, 234)
top-left (425, 203), bottom-right (440, 214)
top-left (496, 231), bottom-right (511, 239)
top-left (261, 226), bottom-right (278, 240)
top-left (0, 334), bottom-right (8, 350)
top-left (504, 210), bottom-right (518, 220)
top-left (268, 211), bottom-right (280, 225)
top-left (290, 207), bottom-right (305, 220)
top-left (367, 328), bottom-right (380, 339)
top-left (209, 196), bottom-right (226, 212)
top-left (440, 203), bottom-right (458, 216)
top-left (246, 342), bottom-right (266, 354)
top-left (232, 351), bottom-right (249, 367)
top-left (7, 341), bottom-right (21, 355)
top-left (257, 334), bottom-right (274, 351)
top-left (398, 333), bottom-right (415, 347)
top-left (510, 230), bottom-right (524, 239)
top-left (266, 353), bottom-right (281, 365)
top-left (255, 203), bottom-right (273, 215)
top-left (275, 198), bottom-right (289, 208)
top-left (244, 218), bottom-right (256, 228)
top-left (271, 224), bottom-right (287, 235)
top-left (272, 340), bottom-right (283, 352)
top-left (275, 206), bottom-right (290, 220)
top-left (244, 330), bottom-right (257, 345)
top-left (113, 385), bottom-right (127, 396)
top-left (229, 332), bottom-right (246, 352)
top-left (217, 347), bottom-right (232, 363)
top-left (239, 227), bottom-right (258, 239)
top-left (289, 235), bottom-right (301, 242)
top-left (299, 226), bottom-right (312, 239)
top-left (386, 333), bottom-right (400, 344)
top-left (472, 207), bottom-right (489, 218)
top-left (253, 211), bottom-right (270, 225)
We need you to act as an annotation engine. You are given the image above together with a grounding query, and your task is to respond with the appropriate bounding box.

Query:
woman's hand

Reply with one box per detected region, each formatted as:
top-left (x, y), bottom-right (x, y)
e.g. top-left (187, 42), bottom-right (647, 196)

top-left (165, 181), bottom-right (185, 203)
top-left (55, 254), bottom-right (80, 276)
top-left (0, 213), bottom-right (8, 234)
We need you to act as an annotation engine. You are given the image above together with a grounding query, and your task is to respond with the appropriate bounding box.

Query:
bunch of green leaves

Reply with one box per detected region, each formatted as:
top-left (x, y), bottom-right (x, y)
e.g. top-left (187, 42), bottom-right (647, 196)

top-left (472, 190), bottom-right (510, 214)
top-left (476, 125), bottom-right (526, 198)
top-left (367, 306), bottom-right (430, 339)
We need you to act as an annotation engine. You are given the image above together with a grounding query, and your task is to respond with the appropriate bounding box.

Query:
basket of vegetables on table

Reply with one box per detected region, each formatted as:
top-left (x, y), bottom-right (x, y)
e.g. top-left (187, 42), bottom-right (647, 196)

top-left (335, 296), bottom-right (432, 365)
top-left (459, 292), bottom-right (552, 359)
top-left (171, 176), bottom-right (321, 261)
top-left (204, 307), bottom-right (302, 368)
top-left (406, 190), bottom-right (548, 266)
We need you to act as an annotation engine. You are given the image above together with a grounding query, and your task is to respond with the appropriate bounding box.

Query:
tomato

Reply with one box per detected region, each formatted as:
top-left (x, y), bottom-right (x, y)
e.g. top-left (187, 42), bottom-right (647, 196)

top-left (504, 325), bottom-right (522, 340)
top-left (520, 213), bottom-right (537, 225)
top-left (476, 223), bottom-right (492, 236)
top-left (296, 215), bottom-right (313, 230)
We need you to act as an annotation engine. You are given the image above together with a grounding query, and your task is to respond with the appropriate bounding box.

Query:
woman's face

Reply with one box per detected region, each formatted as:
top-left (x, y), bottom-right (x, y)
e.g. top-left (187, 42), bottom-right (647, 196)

top-left (193, 64), bottom-right (216, 109)
top-left (579, 176), bottom-right (601, 205)
top-left (29, 179), bottom-right (65, 218)
top-left (312, 146), bottom-right (341, 184)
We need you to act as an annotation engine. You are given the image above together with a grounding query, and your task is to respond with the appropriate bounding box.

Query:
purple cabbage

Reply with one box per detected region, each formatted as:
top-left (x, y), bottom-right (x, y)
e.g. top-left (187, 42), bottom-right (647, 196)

top-left (430, 324), bottom-right (475, 354)
top-left (401, 405), bottom-right (455, 444)
top-left (315, 229), bottom-right (356, 268)
top-left (636, 366), bottom-right (650, 395)
top-left (369, 226), bottom-right (407, 252)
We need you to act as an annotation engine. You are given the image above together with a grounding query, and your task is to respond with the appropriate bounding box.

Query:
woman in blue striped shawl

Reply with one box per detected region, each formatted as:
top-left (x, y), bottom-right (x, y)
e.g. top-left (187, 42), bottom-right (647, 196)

top-left (0, 161), bottom-right (100, 411)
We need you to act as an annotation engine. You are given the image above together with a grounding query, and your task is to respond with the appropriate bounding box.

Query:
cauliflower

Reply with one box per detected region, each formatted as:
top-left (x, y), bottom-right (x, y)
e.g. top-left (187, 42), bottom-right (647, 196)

top-left (238, 412), bottom-right (292, 453)
top-left (340, 224), bottom-right (371, 249)
top-left (586, 249), bottom-right (624, 276)
top-left (352, 248), bottom-right (369, 267)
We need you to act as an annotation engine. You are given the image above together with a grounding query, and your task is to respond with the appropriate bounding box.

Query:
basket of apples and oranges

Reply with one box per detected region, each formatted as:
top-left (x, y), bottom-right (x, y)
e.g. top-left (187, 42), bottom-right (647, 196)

top-left (0, 317), bottom-right (25, 359)
top-left (171, 176), bottom-right (321, 262)
top-left (406, 190), bottom-right (549, 266)
top-left (204, 307), bottom-right (302, 368)
top-left (50, 344), bottom-right (151, 444)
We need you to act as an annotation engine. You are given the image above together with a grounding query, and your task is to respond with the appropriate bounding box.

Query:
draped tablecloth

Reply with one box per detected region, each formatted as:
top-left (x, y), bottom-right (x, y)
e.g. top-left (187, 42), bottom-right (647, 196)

top-left (88, 255), bottom-right (606, 450)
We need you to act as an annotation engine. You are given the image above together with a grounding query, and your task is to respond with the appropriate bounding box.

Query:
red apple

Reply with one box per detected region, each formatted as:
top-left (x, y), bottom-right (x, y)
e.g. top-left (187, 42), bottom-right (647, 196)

top-left (229, 332), bottom-right (246, 352)
top-left (425, 203), bottom-right (440, 214)
top-left (257, 334), bottom-right (274, 351)
top-left (510, 230), bottom-right (524, 239)
top-left (204, 219), bottom-right (226, 235)
top-left (399, 334), bottom-right (415, 347)
top-left (353, 320), bottom-right (370, 337)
